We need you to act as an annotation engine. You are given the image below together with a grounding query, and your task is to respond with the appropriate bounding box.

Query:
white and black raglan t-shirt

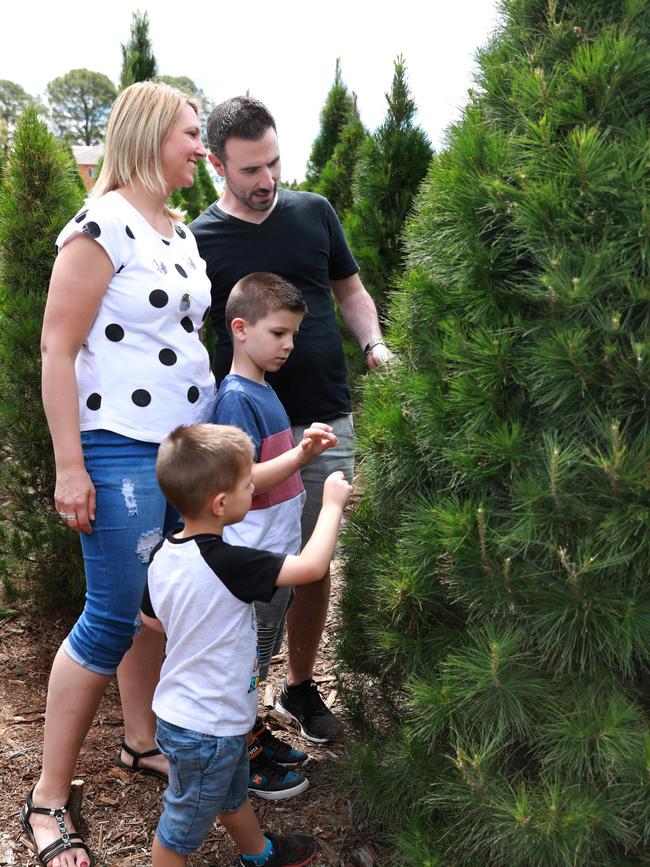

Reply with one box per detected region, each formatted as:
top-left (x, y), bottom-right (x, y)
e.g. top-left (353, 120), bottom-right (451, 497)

top-left (56, 191), bottom-right (216, 443)
top-left (142, 533), bottom-right (285, 736)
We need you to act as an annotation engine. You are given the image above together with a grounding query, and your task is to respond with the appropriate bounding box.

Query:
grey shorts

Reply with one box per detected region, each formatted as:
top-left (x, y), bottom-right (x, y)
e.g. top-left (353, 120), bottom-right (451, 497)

top-left (292, 413), bottom-right (355, 546)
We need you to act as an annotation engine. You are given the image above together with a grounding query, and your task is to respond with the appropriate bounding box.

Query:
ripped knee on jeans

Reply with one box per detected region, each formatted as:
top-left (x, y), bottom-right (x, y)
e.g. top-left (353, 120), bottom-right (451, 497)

top-left (136, 528), bottom-right (163, 564)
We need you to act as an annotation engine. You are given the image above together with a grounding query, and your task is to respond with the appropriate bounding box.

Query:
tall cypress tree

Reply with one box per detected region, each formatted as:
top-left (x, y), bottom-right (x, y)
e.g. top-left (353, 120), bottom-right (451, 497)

top-left (344, 56), bottom-right (432, 319)
top-left (339, 2), bottom-right (650, 865)
top-left (119, 10), bottom-right (157, 89)
top-left (314, 93), bottom-right (366, 220)
top-left (0, 107), bottom-right (85, 606)
top-left (304, 58), bottom-right (356, 189)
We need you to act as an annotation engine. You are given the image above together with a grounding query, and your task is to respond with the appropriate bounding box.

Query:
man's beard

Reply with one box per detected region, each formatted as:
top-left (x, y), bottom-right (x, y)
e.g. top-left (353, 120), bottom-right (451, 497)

top-left (230, 179), bottom-right (278, 213)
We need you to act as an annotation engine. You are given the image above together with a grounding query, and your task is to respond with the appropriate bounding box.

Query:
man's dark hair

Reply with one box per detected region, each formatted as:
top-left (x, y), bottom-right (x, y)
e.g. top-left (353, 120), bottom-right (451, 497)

top-left (226, 272), bottom-right (307, 332)
top-left (207, 97), bottom-right (276, 161)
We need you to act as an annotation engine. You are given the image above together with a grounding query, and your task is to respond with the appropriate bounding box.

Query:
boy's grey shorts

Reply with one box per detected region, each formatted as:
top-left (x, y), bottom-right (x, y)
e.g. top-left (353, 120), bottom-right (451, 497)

top-left (292, 413), bottom-right (355, 548)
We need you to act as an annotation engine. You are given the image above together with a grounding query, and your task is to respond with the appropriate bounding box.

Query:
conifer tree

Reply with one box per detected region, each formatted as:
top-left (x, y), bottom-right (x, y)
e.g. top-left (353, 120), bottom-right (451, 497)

top-left (120, 10), bottom-right (157, 89)
top-left (339, 2), bottom-right (650, 865)
top-left (167, 159), bottom-right (217, 221)
top-left (63, 143), bottom-right (90, 195)
top-left (344, 56), bottom-right (432, 319)
top-left (195, 157), bottom-right (218, 208)
top-left (304, 58), bottom-right (356, 189)
top-left (314, 93), bottom-right (366, 220)
top-left (0, 108), bottom-right (85, 606)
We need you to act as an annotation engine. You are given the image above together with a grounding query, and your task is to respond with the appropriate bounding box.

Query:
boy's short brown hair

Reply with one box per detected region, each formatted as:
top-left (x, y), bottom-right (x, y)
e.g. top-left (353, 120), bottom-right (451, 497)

top-left (156, 423), bottom-right (254, 518)
top-left (225, 272), bottom-right (307, 333)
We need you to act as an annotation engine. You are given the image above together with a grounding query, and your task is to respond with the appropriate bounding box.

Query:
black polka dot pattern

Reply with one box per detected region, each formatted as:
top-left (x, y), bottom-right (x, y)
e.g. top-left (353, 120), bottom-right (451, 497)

top-left (187, 386), bottom-right (199, 403)
top-left (74, 209), bottom-right (88, 224)
top-left (162, 238), bottom-right (171, 246)
top-left (132, 389), bottom-right (152, 407)
top-left (125, 225), bottom-right (135, 239)
top-left (116, 264), bottom-right (125, 274)
top-left (86, 393), bottom-right (102, 410)
top-left (83, 221), bottom-right (101, 239)
top-left (149, 290), bottom-right (169, 308)
top-left (159, 349), bottom-right (177, 366)
top-left (175, 264), bottom-right (188, 278)
top-left (105, 324), bottom-right (125, 342)
top-left (175, 225), bottom-right (186, 239)
top-left (180, 317), bottom-right (194, 333)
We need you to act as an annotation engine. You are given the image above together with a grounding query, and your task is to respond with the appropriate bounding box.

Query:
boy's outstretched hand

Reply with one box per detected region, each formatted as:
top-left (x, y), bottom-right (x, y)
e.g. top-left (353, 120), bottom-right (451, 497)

top-left (322, 470), bottom-right (353, 509)
top-left (298, 422), bottom-right (339, 463)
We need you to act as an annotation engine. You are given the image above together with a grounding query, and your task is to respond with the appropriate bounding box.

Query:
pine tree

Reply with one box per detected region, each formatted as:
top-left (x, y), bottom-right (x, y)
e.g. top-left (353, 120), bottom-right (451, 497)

top-left (314, 93), bottom-right (366, 220)
top-left (0, 107), bottom-right (85, 606)
top-left (63, 143), bottom-right (90, 195)
top-left (344, 56), bottom-right (432, 320)
top-left (120, 10), bottom-right (157, 89)
top-left (339, 2), bottom-right (650, 865)
top-left (167, 159), bottom-right (217, 221)
top-left (304, 58), bottom-right (356, 189)
top-left (195, 157), bottom-right (218, 208)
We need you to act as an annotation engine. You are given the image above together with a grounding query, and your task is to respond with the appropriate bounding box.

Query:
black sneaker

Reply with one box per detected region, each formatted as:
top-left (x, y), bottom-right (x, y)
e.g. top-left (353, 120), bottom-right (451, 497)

top-left (248, 739), bottom-right (309, 800)
top-left (252, 716), bottom-right (308, 767)
top-left (275, 679), bottom-right (342, 743)
top-left (238, 831), bottom-right (317, 866)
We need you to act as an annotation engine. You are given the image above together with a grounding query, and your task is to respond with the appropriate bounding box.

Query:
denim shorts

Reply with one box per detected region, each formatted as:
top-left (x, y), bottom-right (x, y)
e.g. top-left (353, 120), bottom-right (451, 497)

top-left (155, 718), bottom-right (249, 855)
top-left (63, 429), bottom-right (179, 676)
top-left (292, 413), bottom-right (355, 546)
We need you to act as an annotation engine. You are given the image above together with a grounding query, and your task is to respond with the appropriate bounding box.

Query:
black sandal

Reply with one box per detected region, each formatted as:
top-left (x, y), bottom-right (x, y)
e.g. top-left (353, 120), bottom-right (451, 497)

top-left (116, 741), bottom-right (168, 782)
top-left (20, 786), bottom-right (94, 866)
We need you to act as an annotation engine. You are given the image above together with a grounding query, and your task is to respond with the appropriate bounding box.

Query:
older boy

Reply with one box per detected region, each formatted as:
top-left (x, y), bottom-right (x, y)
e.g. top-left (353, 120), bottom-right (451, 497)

top-left (215, 272), bottom-right (338, 798)
top-left (141, 423), bottom-right (352, 867)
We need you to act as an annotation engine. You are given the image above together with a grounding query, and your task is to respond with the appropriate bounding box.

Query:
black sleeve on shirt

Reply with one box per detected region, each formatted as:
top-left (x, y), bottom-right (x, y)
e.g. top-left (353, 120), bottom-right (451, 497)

top-left (141, 580), bottom-right (155, 618)
top-left (140, 534), bottom-right (167, 618)
top-left (197, 537), bottom-right (285, 603)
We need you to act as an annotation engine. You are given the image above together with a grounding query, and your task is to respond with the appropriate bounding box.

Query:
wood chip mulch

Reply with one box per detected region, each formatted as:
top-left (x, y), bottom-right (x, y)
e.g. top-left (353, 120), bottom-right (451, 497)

top-left (0, 565), bottom-right (384, 866)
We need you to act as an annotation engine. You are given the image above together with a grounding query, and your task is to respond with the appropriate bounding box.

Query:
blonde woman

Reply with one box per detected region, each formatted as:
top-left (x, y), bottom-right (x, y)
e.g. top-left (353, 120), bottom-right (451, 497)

top-left (21, 81), bottom-right (215, 867)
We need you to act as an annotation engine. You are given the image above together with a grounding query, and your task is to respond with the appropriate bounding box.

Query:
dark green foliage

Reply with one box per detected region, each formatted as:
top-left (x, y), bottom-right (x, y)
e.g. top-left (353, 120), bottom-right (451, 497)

top-left (339, 2), bottom-right (650, 864)
top-left (314, 95), bottom-right (367, 220)
top-left (167, 159), bottom-right (217, 221)
top-left (46, 69), bottom-right (117, 145)
top-left (0, 108), bottom-right (85, 607)
top-left (344, 57), bottom-right (432, 321)
top-left (304, 59), bottom-right (357, 189)
top-left (63, 143), bottom-right (90, 195)
top-left (120, 10), bottom-right (157, 89)
top-left (195, 158), bottom-right (218, 208)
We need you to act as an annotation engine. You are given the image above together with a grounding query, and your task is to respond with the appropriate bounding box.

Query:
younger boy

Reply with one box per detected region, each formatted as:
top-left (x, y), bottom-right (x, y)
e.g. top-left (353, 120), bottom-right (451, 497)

top-left (141, 423), bottom-right (352, 867)
top-left (215, 272), bottom-right (339, 799)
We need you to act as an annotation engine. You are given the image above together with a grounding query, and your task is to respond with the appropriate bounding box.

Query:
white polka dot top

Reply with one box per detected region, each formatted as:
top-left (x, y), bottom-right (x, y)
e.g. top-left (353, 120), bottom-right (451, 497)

top-left (56, 191), bottom-right (216, 443)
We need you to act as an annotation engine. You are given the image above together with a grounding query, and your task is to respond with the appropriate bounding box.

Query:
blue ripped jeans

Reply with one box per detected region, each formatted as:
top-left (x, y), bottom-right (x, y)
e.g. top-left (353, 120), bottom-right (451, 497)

top-left (63, 429), bottom-right (179, 676)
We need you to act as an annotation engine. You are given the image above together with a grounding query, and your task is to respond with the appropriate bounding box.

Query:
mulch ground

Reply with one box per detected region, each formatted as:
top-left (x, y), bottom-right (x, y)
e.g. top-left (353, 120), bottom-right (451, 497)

top-left (0, 567), bottom-right (383, 866)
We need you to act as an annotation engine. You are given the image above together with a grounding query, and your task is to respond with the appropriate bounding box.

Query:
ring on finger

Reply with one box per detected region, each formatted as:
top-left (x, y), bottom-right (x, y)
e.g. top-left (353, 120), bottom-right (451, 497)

top-left (65, 513), bottom-right (77, 521)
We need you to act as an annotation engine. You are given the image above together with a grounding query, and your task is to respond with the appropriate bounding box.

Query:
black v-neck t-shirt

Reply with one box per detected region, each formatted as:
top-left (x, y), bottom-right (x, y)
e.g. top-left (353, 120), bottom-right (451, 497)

top-left (190, 188), bottom-right (358, 425)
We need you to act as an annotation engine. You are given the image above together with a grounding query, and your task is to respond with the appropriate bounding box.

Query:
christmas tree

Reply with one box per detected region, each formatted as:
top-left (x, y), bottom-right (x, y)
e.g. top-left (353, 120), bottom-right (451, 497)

top-left (344, 56), bottom-right (432, 319)
top-left (339, 1), bottom-right (650, 864)
top-left (0, 107), bottom-right (85, 606)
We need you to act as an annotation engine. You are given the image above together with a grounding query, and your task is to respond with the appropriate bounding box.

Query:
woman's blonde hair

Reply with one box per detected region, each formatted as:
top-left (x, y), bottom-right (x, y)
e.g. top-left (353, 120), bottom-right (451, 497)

top-left (90, 81), bottom-right (200, 221)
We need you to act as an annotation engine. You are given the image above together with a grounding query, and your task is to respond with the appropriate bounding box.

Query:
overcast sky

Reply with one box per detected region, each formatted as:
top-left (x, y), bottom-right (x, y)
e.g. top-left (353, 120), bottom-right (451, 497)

top-left (3, 1), bottom-right (502, 181)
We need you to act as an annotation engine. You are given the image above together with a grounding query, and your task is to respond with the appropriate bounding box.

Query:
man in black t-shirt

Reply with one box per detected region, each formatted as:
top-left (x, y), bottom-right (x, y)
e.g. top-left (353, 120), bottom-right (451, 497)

top-left (190, 97), bottom-right (392, 745)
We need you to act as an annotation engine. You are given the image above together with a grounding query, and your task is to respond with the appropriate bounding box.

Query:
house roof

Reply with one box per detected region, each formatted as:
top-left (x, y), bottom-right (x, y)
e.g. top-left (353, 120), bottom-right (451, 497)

top-left (72, 144), bottom-right (104, 166)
